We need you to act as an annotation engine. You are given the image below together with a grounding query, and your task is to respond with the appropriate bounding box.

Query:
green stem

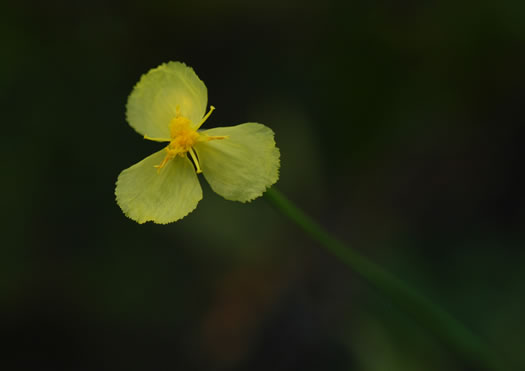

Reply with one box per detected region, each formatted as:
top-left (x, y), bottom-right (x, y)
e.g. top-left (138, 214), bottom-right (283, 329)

top-left (265, 187), bottom-right (505, 371)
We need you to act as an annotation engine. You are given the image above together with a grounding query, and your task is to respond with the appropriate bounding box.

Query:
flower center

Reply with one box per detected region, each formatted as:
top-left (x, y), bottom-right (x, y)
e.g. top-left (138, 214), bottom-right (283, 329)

top-left (168, 116), bottom-right (200, 154)
top-left (153, 105), bottom-right (225, 173)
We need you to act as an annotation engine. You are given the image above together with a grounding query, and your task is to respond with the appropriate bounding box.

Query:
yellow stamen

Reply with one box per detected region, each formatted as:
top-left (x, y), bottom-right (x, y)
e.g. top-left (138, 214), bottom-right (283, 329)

top-left (144, 135), bottom-right (170, 142)
top-left (188, 148), bottom-right (202, 173)
top-left (154, 148), bottom-right (175, 173)
top-left (197, 134), bottom-right (228, 143)
top-left (152, 105), bottom-right (224, 172)
top-left (208, 135), bottom-right (227, 141)
top-left (195, 106), bottom-right (215, 130)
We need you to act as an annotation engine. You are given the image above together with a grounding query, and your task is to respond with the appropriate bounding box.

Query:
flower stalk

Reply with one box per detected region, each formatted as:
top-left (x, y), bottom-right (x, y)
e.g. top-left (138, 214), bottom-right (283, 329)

top-left (264, 187), bottom-right (507, 371)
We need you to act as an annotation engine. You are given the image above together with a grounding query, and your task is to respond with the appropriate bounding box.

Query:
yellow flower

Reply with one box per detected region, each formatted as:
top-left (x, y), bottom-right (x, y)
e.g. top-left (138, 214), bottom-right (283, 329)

top-left (115, 62), bottom-right (280, 224)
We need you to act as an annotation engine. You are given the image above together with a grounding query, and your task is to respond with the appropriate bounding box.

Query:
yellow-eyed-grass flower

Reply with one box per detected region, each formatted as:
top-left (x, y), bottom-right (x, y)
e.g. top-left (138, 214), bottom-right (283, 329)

top-left (115, 62), bottom-right (280, 223)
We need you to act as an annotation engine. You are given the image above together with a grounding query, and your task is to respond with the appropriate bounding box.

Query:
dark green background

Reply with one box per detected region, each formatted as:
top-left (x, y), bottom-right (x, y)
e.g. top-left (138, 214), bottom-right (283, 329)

top-left (2, 1), bottom-right (524, 370)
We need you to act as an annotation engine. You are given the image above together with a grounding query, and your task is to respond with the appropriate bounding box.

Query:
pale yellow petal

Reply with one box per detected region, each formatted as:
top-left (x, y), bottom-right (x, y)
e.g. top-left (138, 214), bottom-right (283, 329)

top-left (115, 149), bottom-right (202, 224)
top-left (194, 123), bottom-right (280, 202)
top-left (126, 62), bottom-right (207, 138)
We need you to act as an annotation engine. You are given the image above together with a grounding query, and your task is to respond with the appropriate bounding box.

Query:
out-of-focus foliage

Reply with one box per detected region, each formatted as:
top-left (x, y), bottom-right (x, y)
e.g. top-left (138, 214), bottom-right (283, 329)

top-left (1, 0), bottom-right (524, 370)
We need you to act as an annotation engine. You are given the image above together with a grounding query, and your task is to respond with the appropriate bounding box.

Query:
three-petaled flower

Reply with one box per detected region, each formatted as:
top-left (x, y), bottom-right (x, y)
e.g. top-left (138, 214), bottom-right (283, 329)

top-left (115, 62), bottom-right (280, 224)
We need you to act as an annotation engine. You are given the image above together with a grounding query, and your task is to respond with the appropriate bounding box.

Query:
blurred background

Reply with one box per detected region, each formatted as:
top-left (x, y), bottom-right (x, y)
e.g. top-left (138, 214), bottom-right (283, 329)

top-left (1, 0), bottom-right (524, 370)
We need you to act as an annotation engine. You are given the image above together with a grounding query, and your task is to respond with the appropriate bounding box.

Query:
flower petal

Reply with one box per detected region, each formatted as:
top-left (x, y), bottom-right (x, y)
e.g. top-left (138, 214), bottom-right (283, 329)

top-left (126, 62), bottom-right (207, 138)
top-left (194, 123), bottom-right (280, 202)
top-left (115, 149), bottom-right (202, 224)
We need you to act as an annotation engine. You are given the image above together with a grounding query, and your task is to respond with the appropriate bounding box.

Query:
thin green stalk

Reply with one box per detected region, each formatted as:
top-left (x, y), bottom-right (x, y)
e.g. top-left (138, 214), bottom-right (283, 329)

top-left (265, 187), bottom-right (506, 371)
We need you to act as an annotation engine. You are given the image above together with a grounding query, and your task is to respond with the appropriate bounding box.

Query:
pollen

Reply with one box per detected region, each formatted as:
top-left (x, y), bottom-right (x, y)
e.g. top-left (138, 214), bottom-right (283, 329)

top-left (154, 105), bottom-right (224, 173)
top-left (168, 116), bottom-right (200, 154)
